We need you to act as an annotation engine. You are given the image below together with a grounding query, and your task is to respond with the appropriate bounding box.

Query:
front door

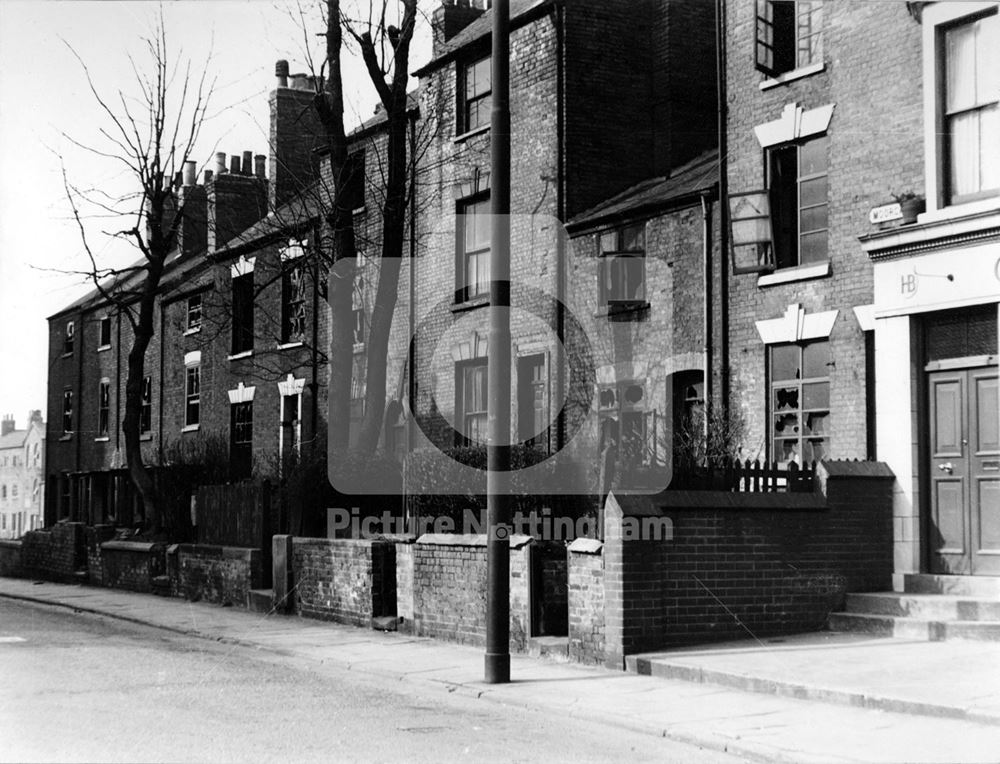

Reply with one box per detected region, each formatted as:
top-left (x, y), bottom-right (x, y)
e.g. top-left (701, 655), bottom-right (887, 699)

top-left (928, 366), bottom-right (1000, 575)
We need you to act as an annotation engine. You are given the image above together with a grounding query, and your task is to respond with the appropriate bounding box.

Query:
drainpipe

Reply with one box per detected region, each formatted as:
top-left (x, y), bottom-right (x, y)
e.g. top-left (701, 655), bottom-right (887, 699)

top-left (554, 0), bottom-right (566, 452)
top-left (158, 300), bottom-right (165, 460)
top-left (311, 236), bottom-right (320, 451)
top-left (715, 0), bottom-right (730, 412)
top-left (406, 114), bottom-right (417, 524)
top-left (701, 192), bottom-right (713, 420)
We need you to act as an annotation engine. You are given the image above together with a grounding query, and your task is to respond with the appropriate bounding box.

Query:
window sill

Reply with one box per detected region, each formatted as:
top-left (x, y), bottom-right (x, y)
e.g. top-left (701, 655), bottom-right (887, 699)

top-left (759, 62), bottom-right (825, 90)
top-left (140, 433), bottom-right (153, 442)
top-left (97, 345), bottom-right (111, 353)
top-left (94, 436), bottom-right (110, 443)
top-left (181, 424), bottom-right (200, 433)
top-left (58, 434), bottom-right (72, 442)
top-left (353, 206), bottom-right (367, 217)
top-left (228, 350), bottom-right (253, 361)
top-left (920, 195), bottom-right (1000, 225)
top-left (451, 296), bottom-right (490, 314)
top-left (757, 261), bottom-right (831, 287)
top-left (595, 301), bottom-right (651, 319)
top-left (62, 353), bottom-right (73, 359)
top-left (353, 342), bottom-right (366, 353)
top-left (453, 124), bottom-right (490, 144)
top-left (277, 341), bottom-right (304, 351)
top-left (183, 327), bottom-right (201, 336)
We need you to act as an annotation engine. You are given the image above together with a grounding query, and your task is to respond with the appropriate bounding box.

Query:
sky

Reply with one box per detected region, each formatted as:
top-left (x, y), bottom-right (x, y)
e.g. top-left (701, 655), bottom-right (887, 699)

top-left (0, 0), bottom-right (433, 426)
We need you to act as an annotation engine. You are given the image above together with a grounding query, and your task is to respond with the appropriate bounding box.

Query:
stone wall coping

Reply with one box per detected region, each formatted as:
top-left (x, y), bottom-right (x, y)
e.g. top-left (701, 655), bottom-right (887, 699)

top-left (176, 544), bottom-right (259, 560)
top-left (568, 538), bottom-right (603, 555)
top-left (292, 536), bottom-right (386, 548)
top-left (817, 460), bottom-right (895, 479)
top-left (101, 540), bottom-right (164, 553)
top-left (416, 533), bottom-right (533, 549)
top-left (0, 539), bottom-right (22, 550)
top-left (658, 491), bottom-right (827, 510)
top-left (379, 533), bottom-right (418, 544)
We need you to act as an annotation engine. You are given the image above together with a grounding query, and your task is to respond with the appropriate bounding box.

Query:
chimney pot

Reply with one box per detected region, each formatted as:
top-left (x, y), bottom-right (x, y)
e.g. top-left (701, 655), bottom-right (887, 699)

top-left (254, 154), bottom-right (266, 179)
top-left (215, 152), bottom-right (227, 175)
top-left (183, 160), bottom-right (197, 186)
top-left (242, 151), bottom-right (253, 176)
top-left (230, 155), bottom-right (241, 174)
top-left (204, 169), bottom-right (214, 183)
top-left (275, 59), bottom-right (289, 88)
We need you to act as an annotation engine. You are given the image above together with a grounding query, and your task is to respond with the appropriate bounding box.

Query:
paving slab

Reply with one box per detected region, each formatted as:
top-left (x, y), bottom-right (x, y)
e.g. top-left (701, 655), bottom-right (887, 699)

top-left (4, 578), bottom-right (1000, 763)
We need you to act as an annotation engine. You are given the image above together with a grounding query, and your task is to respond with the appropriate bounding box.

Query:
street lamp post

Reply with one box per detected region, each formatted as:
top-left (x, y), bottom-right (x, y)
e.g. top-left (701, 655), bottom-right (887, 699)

top-left (485, 0), bottom-right (511, 686)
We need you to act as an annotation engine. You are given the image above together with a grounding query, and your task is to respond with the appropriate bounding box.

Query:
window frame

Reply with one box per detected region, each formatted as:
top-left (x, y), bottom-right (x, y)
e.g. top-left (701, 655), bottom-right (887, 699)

top-left (460, 55), bottom-right (492, 135)
top-left (185, 365), bottom-right (201, 428)
top-left (140, 375), bottom-right (152, 435)
top-left (186, 294), bottom-right (202, 334)
top-left (768, 339), bottom-right (831, 466)
top-left (231, 272), bottom-right (255, 355)
top-left (597, 223), bottom-right (647, 309)
top-left (62, 388), bottom-right (73, 435)
top-left (97, 379), bottom-right (110, 438)
top-left (517, 354), bottom-right (550, 453)
top-left (597, 380), bottom-right (659, 470)
top-left (281, 258), bottom-right (307, 345)
top-left (766, 134), bottom-right (830, 269)
top-left (98, 316), bottom-right (112, 349)
top-left (455, 358), bottom-right (488, 447)
top-left (940, 10), bottom-right (999, 206)
top-left (456, 192), bottom-right (492, 303)
top-left (755, 0), bottom-right (824, 78)
top-left (63, 321), bottom-right (75, 356)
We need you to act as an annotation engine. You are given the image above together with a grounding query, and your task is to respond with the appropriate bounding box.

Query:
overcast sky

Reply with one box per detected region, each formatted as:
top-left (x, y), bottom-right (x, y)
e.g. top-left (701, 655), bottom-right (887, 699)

top-left (0, 0), bottom-right (432, 426)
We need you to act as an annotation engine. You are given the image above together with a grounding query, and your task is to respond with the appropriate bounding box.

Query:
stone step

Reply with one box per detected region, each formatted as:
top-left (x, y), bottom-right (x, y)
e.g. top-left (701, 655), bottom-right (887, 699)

top-left (248, 588), bottom-right (274, 614)
top-left (527, 636), bottom-right (569, 662)
top-left (846, 592), bottom-right (1000, 621)
top-left (903, 574), bottom-right (1000, 598)
top-left (828, 612), bottom-right (1000, 642)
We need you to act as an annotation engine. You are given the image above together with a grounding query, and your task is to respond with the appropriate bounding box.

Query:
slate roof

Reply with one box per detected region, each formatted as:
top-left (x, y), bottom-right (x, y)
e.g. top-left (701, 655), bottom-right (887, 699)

top-left (0, 430), bottom-right (28, 450)
top-left (567, 151), bottom-right (720, 233)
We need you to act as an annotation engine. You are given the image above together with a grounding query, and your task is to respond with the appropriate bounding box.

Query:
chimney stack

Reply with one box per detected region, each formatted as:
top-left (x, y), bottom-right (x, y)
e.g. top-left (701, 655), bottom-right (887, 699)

top-left (269, 59), bottom-right (324, 210)
top-left (275, 59), bottom-right (289, 88)
top-left (432, 0), bottom-right (486, 57)
top-left (183, 160), bottom-right (197, 186)
top-left (1, 415), bottom-right (14, 437)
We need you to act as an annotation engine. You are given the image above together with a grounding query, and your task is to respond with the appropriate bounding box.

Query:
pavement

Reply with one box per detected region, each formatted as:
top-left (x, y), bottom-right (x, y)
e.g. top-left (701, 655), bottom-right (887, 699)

top-left (3, 577), bottom-right (1000, 764)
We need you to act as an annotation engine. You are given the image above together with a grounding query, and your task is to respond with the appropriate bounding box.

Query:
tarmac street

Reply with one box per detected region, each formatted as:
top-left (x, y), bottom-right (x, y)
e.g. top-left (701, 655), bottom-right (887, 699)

top-left (0, 598), bottom-right (736, 763)
top-left (3, 579), bottom-right (1000, 763)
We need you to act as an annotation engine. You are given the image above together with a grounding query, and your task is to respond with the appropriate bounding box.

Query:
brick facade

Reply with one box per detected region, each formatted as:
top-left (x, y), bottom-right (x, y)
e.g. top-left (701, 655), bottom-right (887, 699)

top-left (175, 544), bottom-right (263, 606)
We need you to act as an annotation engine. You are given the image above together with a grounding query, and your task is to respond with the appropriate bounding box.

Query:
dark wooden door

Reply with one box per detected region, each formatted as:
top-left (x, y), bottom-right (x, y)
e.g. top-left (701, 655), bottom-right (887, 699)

top-left (929, 367), bottom-right (1000, 575)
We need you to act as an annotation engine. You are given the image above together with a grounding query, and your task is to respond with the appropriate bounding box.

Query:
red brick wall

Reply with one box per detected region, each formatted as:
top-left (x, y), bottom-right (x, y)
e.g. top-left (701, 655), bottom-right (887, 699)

top-left (568, 543), bottom-right (605, 664)
top-left (724, 1), bottom-right (923, 458)
top-left (21, 522), bottom-right (86, 582)
top-left (603, 461), bottom-right (894, 667)
top-left (176, 544), bottom-right (263, 607)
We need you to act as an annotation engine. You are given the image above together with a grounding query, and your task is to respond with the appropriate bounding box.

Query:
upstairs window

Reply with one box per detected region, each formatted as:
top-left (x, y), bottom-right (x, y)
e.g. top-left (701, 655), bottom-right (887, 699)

top-left (768, 134), bottom-right (829, 268)
top-left (770, 340), bottom-right (830, 466)
top-left (281, 260), bottom-right (307, 344)
top-left (231, 272), bottom-right (254, 354)
top-left (343, 150), bottom-right (366, 213)
top-left (62, 389), bottom-right (73, 435)
top-left (63, 321), bottom-right (75, 356)
top-left (598, 223), bottom-right (646, 308)
top-left (462, 56), bottom-right (492, 133)
top-left (457, 195), bottom-right (491, 302)
top-left (756, 0), bottom-right (824, 77)
top-left (943, 12), bottom-right (999, 205)
top-left (186, 295), bottom-right (202, 333)
top-left (98, 316), bottom-right (111, 349)
top-left (97, 380), bottom-right (110, 437)
top-left (140, 376), bottom-right (152, 435)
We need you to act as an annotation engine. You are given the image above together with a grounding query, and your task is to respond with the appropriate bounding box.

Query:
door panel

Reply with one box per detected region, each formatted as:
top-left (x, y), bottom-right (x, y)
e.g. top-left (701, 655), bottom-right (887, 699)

top-left (970, 371), bottom-right (1000, 574)
top-left (929, 372), bottom-right (969, 573)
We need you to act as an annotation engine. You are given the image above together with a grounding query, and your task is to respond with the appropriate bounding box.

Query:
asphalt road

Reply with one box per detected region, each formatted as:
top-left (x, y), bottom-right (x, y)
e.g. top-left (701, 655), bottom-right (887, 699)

top-left (0, 599), bottom-right (741, 763)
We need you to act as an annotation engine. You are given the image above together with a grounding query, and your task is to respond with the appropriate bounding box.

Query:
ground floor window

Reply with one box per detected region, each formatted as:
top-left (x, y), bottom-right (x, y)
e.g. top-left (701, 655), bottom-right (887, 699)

top-left (230, 401), bottom-right (253, 480)
top-left (769, 339), bottom-right (830, 465)
top-left (456, 360), bottom-right (488, 447)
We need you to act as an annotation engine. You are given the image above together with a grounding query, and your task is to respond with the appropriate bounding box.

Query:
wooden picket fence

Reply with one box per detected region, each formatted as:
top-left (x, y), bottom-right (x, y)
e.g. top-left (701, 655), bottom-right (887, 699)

top-left (697, 460), bottom-right (817, 493)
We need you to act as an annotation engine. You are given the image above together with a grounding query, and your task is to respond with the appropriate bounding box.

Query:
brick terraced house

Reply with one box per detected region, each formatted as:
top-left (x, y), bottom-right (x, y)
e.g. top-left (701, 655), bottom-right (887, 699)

top-left (0, 412), bottom-right (45, 538)
top-left (722, 0), bottom-right (998, 586)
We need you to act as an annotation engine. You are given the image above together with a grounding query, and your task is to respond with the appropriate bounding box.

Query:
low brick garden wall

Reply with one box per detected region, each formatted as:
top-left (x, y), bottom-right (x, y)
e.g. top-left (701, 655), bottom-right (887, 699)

top-left (567, 538), bottom-right (605, 664)
top-left (410, 534), bottom-right (532, 651)
top-left (291, 538), bottom-right (396, 626)
top-left (99, 541), bottom-right (166, 593)
top-left (0, 539), bottom-right (22, 577)
top-left (602, 460), bottom-right (895, 668)
top-left (175, 544), bottom-right (263, 607)
top-left (85, 525), bottom-right (116, 586)
top-left (21, 522), bottom-right (86, 582)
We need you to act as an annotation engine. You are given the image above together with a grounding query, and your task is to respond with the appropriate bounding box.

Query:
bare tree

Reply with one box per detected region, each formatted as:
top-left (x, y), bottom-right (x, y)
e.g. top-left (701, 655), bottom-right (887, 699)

top-left (62, 19), bottom-right (213, 532)
top-left (308, 0), bottom-right (418, 454)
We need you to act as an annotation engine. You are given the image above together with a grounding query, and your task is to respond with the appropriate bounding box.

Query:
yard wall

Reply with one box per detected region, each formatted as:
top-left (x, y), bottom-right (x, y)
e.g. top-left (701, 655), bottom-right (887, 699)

top-left (567, 538), bottom-right (605, 665)
top-left (174, 544), bottom-right (263, 607)
top-left (0, 539), bottom-right (22, 577)
top-left (21, 522), bottom-right (86, 582)
top-left (99, 541), bottom-right (166, 593)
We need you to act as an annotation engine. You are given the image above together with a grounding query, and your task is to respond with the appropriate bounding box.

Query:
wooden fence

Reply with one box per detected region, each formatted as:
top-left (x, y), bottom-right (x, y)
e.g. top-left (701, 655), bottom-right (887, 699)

top-left (702, 460), bottom-right (817, 493)
top-left (195, 480), bottom-right (272, 548)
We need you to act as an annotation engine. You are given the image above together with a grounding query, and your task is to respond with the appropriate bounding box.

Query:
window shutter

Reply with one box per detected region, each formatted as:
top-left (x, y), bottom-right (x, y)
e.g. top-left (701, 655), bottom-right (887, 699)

top-left (755, 0), bottom-right (776, 76)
